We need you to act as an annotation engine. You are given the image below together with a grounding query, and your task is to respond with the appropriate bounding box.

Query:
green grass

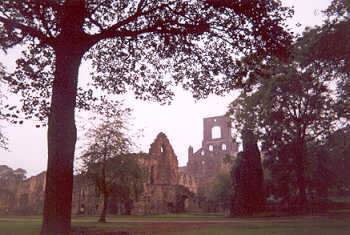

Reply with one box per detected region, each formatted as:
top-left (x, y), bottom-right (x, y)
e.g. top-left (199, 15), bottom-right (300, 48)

top-left (329, 196), bottom-right (350, 203)
top-left (71, 213), bottom-right (228, 222)
top-left (166, 219), bottom-right (350, 235)
top-left (0, 217), bottom-right (40, 235)
top-left (0, 214), bottom-right (350, 235)
top-left (0, 216), bottom-right (141, 235)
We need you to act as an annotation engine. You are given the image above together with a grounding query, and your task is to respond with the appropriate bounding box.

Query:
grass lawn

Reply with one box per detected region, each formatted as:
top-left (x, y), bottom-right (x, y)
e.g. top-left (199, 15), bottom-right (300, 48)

top-left (0, 216), bottom-right (140, 235)
top-left (165, 219), bottom-right (350, 235)
top-left (0, 213), bottom-right (350, 235)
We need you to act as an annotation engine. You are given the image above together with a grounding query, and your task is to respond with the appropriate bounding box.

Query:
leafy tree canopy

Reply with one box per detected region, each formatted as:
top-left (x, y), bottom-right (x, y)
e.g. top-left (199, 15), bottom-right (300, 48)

top-left (299, 0), bottom-right (350, 73)
top-left (229, 40), bottom-right (338, 147)
top-left (0, 0), bottom-right (293, 123)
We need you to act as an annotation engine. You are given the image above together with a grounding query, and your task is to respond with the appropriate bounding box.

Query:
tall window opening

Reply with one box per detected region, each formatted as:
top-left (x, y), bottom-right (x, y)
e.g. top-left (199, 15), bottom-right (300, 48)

top-left (211, 126), bottom-right (221, 139)
top-left (222, 144), bottom-right (227, 150)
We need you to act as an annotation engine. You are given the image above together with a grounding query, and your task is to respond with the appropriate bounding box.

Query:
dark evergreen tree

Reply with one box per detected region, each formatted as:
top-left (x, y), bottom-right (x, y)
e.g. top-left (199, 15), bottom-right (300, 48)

top-left (231, 129), bottom-right (265, 216)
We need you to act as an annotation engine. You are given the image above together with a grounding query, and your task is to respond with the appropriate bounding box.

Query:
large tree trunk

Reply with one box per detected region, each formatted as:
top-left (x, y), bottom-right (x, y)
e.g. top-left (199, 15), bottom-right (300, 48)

top-left (99, 193), bottom-right (109, 223)
top-left (41, 46), bottom-right (83, 235)
top-left (125, 200), bottom-right (132, 215)
top-left (40, 1), bottom-right (91, 234)
top-left (295, 140), bottom-right (307, 209)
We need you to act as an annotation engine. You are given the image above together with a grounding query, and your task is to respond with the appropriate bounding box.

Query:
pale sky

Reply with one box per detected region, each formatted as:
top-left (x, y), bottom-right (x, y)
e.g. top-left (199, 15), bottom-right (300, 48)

top-left (0, 0), bottom-right (331, 177)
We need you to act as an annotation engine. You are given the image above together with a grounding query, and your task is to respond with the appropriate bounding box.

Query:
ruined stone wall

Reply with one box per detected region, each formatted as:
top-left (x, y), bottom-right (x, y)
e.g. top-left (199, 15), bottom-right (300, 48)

top-left (0, 166), bottom-right (16, 214)
top-left (0, 172), bottom-right (46, 215)
top-left (178, 169), bottom-right (198, 194)
top-left (148, 132), bottom-right (178, 185)
top-left (15, 172), bottom-right (46, 214)
top-left (132, 184), bottom-right (178, 214)
top-left (72, 174), bottom-right (103, 215)
top-left (132, 133), bottom-right (197, 215)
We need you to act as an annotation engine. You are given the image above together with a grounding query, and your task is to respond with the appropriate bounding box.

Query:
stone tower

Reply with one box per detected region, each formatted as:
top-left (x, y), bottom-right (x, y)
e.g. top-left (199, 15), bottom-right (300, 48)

top-left (201, 115), bottom-right (237, 157)
top-left (186, 115), bottom-right (238, 185)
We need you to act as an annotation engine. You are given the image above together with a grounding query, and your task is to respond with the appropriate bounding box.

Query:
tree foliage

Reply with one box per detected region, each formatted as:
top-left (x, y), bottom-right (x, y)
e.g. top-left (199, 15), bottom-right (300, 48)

top-left (305, 142), bottom-right (335, 200)
top-left (299, 0), bottom-right (350, 120)
top-left (228, 46), bottom-right (338, 207)
top-left (300, 0), bottom-right (350, 73)
top-left (303, 126), bottom-right (350, 200)
top-left (324, 126), bottom-right (350, 193)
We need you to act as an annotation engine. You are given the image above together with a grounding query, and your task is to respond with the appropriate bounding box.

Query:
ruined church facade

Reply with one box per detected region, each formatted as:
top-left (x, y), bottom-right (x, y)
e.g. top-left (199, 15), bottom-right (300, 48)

top-left (131, 132), bottom-right (198, 214)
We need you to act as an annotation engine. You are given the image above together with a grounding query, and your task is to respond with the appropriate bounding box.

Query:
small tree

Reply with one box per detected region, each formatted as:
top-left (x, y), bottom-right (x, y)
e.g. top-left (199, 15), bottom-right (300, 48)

top-left (80, 112), bottom-right (143, 222)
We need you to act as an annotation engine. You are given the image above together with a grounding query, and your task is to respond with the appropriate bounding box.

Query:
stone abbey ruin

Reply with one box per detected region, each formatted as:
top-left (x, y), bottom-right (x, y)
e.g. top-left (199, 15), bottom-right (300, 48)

top-left (0, 115), bottom-right (238, 215)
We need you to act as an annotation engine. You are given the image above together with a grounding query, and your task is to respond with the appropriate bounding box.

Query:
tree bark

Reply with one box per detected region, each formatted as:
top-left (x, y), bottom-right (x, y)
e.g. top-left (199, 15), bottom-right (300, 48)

top-left (99, 193), bottom-right (109, 223)
top-left (125, 200), bottom-right (132, 215)
top-left (295, 140), bottom-right (307, 209)
top-left (41, 44), bottom-right (83, 235)
top-left (99, 161), bottom-right (108, 223)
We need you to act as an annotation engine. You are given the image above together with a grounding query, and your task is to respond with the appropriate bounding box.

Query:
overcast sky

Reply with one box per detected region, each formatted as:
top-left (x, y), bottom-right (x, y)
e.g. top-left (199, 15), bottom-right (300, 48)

top-left (0, 0), bottom-right (331, 177)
